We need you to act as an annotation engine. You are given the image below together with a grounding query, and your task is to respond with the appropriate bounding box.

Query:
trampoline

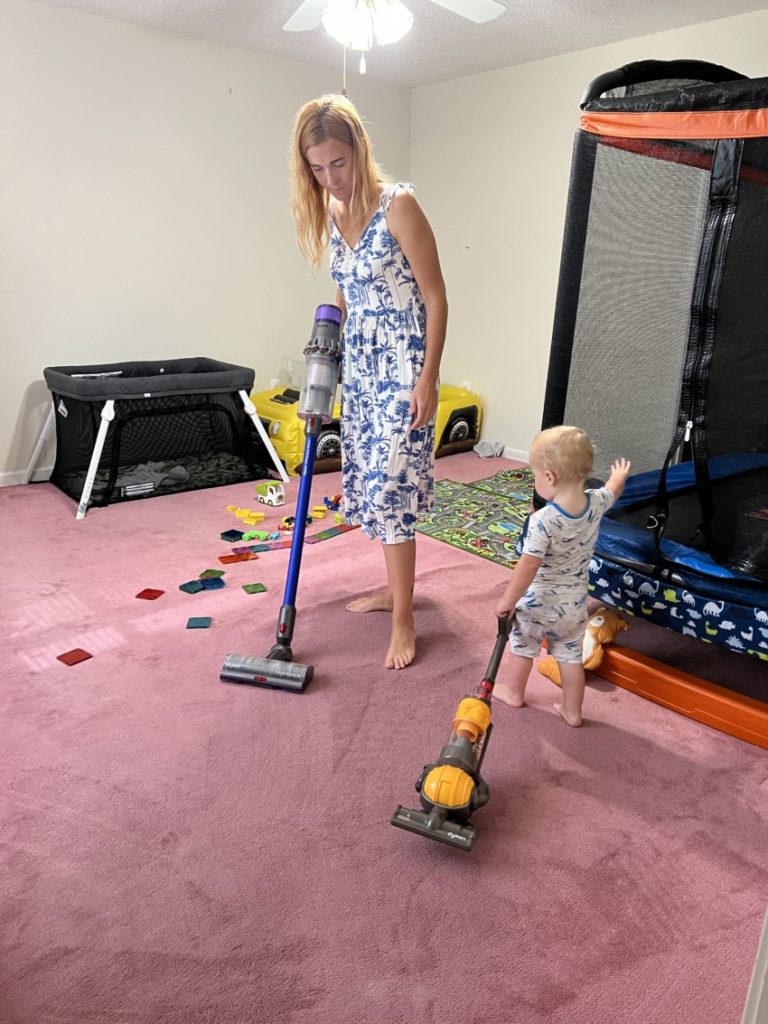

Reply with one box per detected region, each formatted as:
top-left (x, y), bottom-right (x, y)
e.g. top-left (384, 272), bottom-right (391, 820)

top-left (543, 59), bottom-right (768, 745)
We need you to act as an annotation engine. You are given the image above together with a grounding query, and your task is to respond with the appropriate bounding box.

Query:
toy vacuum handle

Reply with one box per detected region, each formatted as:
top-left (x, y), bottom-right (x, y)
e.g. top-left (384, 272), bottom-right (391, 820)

top-left (477, 616), bottom-right (512, 697)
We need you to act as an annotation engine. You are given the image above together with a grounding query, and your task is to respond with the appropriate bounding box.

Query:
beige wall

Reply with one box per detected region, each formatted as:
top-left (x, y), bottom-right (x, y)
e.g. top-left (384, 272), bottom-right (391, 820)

top-left (0, 0), bottom-right (411, 482)
top-left (412, 9), bottom-right (768, 460)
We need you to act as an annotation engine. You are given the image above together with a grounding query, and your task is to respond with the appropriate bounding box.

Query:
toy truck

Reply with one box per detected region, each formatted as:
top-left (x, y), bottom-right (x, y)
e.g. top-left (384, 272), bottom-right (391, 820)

top-left (255, 482), bottom-right (285, 506)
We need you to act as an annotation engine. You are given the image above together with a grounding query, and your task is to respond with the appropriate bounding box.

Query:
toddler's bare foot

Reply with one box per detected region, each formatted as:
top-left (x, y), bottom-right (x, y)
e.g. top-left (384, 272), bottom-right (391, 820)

top-left (346, 590), bottom-right (393, 613)
top-left (385, 623), bottom-right (416, 669)
top-left (492, 684), bottom-right (525, 708)
top-left (553, 702), bottom-right (582, 727)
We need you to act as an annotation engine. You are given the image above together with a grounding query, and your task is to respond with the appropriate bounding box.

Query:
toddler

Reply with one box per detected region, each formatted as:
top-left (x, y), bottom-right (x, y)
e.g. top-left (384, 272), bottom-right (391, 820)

top-left (494, 426), bottom-right (631, 726)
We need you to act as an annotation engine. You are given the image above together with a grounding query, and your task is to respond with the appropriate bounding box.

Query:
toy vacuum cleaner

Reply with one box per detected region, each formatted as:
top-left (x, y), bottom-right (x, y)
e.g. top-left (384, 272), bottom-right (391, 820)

top-left (390, 616), bottom-right (511, 850)
top-left (220, 303), bottom-right (343, 693)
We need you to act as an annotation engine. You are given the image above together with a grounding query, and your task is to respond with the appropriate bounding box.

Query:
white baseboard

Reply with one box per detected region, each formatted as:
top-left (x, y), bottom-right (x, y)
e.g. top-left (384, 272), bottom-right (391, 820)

top-left (0, 466), bottom-right (53, 488)
top-left (503, 446), bottom-right (529, 464)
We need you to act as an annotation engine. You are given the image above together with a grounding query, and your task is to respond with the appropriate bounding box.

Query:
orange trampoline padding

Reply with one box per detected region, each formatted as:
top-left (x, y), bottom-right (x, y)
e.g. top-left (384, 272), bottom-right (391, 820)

top-left (581, 108), bottom-right (768, 140)
top-left (593, 644), bottom-right (768, 751)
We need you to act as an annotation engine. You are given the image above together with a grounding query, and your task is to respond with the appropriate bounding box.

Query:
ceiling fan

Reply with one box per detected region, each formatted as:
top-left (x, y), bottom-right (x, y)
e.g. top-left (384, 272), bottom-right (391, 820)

top-left (283, 0), bottom-right (506, 34)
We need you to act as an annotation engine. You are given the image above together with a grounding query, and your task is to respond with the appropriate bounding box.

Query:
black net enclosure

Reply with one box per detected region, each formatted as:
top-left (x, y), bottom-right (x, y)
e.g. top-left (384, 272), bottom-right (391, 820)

top-left (542, 60), bottom-right (768, 667)
top-left (42, 357), bottom-right (278, 513)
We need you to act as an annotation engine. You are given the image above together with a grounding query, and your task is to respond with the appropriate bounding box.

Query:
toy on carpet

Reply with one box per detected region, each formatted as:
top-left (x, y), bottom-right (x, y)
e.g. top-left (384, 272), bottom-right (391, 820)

top-left (538, 606), bottom-right (629, 685)
top-left (187, 617), bottom-right (212, 629)
top-left (221, 529), bottom-right (244, 543)
top-left (242, 530), bottom-right (269, 541)
top-left (57, 648), bottom-right (92, 666)
top-left (135, 588), bottom-right (164, 600)
top-left (221, 304), bottom-right (343, 694)
top-left (242, 583), bottom-right (267, 594)
top-left (305, 524), bottom-right (358, 544)
top-left (391, 616), bottom-right (511, 851)
top-left (255, 482), bottom-right (285, 506)
top-left (180, 577), bottom-right (226, 594)
top-left (280, 514), bottom-right (314, 530)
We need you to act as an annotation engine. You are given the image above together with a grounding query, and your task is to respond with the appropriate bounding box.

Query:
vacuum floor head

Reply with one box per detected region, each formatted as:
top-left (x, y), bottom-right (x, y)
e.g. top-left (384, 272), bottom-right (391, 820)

top-left (220, 653), bottom-right (313, 693)
top-left (390, 805), bottom-right (477, 851)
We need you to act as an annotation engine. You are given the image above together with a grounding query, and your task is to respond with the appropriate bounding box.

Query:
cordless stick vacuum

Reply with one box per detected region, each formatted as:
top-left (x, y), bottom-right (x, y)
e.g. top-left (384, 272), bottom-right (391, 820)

top-left (390, 616), bottom-right (512, 850)
top-left (220, 304), bottom-right (343, 693)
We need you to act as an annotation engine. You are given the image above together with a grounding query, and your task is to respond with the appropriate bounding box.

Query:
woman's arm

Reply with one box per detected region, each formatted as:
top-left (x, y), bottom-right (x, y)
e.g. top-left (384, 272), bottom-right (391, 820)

top-left (386, 190), bottom-right (448, 429)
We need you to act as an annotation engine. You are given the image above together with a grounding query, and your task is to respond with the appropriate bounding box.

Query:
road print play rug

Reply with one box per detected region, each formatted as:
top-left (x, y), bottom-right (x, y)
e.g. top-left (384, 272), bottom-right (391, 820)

top-left (416, 468), bottom-right (534, 569)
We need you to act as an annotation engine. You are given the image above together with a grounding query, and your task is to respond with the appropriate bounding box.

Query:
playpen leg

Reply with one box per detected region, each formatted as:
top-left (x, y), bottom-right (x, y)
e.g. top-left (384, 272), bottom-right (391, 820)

top-left (76, 400), bottom-right (115, 520)
top-left (23, 405), bottom-right (55, 484)
top-left (238, 390), bottom-right (289, 484)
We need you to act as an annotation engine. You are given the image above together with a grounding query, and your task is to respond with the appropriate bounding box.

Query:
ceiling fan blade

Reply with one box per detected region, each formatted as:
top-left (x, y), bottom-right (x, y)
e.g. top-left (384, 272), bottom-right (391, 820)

top-left (283, 0), bottom-right (329, 32)
top-left (429, 0), bottom-right (505, 24)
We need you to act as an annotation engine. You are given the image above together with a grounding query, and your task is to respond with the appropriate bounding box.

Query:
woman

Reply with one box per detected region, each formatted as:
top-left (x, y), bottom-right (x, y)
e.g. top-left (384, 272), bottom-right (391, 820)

top-left (290, 94), bottom-right (448, 670)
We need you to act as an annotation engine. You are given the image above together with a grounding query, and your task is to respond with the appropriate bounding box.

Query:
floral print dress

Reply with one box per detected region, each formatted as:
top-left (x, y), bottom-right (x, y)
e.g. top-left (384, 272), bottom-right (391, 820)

top-left (330, 183), bottom-right (435, 544)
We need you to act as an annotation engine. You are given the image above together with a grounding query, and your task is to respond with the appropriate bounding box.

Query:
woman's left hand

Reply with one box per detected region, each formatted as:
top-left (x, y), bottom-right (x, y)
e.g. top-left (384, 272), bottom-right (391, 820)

top-left (409, 377), bottom-right (438, 430)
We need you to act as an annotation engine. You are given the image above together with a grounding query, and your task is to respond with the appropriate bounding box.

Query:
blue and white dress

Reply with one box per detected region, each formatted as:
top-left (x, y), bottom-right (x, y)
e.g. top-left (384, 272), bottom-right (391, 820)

top-left (330, 183), bottom-right (435, 544)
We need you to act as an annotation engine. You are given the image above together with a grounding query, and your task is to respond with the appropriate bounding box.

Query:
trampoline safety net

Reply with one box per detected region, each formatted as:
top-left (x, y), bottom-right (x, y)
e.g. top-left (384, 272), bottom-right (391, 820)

top-left (544, 60), bottom-right (768, 584)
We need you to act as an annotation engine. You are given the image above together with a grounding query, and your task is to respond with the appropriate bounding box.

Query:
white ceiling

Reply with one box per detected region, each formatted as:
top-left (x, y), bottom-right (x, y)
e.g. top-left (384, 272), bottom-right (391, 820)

top-left (32, 0), bottom-right (767, 87)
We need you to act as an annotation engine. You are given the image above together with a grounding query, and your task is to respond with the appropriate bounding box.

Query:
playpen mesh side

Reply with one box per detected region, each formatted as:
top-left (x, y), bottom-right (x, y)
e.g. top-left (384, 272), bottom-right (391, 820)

top-left (555, 135), bottom-right (713, 480)
top-left (49, 390), bottom-right (272, 506)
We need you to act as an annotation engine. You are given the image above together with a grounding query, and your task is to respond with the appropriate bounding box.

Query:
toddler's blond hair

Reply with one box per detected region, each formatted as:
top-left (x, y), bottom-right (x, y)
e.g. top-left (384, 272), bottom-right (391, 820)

top-left (529, 426), bottom-right (593, 482)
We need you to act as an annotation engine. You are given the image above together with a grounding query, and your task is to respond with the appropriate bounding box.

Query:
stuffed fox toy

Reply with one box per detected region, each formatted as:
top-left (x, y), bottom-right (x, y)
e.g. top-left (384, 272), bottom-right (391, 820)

top-left (538, 606), bottom-right (629, 685)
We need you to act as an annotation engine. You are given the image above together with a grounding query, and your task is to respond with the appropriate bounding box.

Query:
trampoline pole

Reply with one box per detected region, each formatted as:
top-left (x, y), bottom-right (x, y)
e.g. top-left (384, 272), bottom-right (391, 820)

top-left (76, 399), bottom-right (115, 520)
top-left (238, 389), bottom-right (289, 484)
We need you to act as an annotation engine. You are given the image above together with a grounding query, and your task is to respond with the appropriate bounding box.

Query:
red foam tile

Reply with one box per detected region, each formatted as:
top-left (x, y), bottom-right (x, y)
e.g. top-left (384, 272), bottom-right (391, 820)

top-left (57, 648), bottom-right (92, 666)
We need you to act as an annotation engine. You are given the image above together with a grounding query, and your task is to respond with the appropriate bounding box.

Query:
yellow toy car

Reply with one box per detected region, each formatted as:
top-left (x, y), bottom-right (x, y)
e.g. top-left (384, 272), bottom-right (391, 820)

top-left (252, 383), bottom-right (483, 475)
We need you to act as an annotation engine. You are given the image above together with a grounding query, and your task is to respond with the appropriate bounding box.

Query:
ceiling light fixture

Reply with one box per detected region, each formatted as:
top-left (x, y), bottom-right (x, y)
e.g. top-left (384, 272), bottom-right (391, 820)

top-left (321, 0), bottom-right (414, 73)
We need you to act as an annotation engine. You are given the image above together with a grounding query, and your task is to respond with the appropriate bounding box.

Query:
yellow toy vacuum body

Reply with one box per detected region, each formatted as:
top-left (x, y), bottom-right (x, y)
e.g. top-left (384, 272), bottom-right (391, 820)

top-left (391, 618), bottom-right (510, 851)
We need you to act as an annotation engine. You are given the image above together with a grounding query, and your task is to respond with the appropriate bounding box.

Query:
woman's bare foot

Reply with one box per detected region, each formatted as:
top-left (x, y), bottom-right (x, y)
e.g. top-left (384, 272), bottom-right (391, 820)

top-left (385, 622), bottom-right (416, 669)
top-left (492, 684), bottom-right (525, 708)
top-left (346, 590), bottom-right (393, 613)
top-left (553, 702), bottom-right (582, 727)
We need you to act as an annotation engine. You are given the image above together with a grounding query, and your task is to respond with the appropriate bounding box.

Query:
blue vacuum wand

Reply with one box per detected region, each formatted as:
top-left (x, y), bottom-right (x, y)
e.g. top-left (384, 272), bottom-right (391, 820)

top-left (221, 304), bottom-right (343, 692)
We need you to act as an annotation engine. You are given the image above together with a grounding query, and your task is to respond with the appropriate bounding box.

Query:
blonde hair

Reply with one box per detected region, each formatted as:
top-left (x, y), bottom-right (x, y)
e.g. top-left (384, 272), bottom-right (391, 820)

top-left (290, 94), bottom-right (389, 268)
top-left (530, 426), bottom-right (594, 481)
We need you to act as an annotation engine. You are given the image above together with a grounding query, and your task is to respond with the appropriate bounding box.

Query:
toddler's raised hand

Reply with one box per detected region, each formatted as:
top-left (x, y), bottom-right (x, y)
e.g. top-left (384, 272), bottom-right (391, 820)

top-left (606, 457), bottom-right (631, 501)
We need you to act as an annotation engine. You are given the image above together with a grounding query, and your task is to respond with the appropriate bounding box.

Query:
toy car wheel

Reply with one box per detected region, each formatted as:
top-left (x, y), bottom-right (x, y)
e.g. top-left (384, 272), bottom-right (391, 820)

top-left (316, 428), bottom-right (341, 461)
top-left (446, 416), bottom-right (471, 444)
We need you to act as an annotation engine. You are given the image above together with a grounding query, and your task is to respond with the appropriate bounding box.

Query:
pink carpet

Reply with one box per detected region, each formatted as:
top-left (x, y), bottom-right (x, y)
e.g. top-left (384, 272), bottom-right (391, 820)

top-left (2, 453), bottom-right (766, 1024)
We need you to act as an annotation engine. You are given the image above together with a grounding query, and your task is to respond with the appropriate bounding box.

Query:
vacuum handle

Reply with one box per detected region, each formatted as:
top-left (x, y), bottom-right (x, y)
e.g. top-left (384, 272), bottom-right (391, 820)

top-left (481, 616), bottom-right (512, 688)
